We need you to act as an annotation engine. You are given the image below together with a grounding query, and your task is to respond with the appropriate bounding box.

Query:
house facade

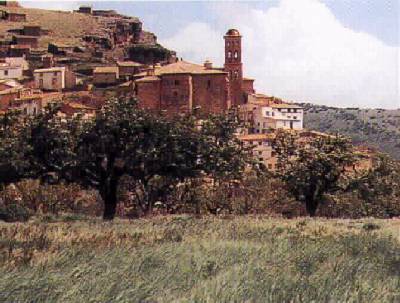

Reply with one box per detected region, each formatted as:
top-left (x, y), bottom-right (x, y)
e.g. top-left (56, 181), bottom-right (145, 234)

top-left (0, 63), bottom-right (23, 80)
top-left (34, 67), bottom-right (76, 91)
top-left (253, 103), bottom-right (304, 133)
top-left (93, 66), bottom-right (119, 85)
top-left (238, 133), bottom-right (277, 170)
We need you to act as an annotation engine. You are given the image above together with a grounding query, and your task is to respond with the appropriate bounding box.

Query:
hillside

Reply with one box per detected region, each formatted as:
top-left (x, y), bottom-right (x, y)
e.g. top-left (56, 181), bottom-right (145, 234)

top-left (1, 216), bottom-right (399, 302)
top-left (0, 4), bottom-right (174, 64)
top-left (0, 6), bottom-right (99, 48)
top-left (303, 104), bottom-right (400, 160)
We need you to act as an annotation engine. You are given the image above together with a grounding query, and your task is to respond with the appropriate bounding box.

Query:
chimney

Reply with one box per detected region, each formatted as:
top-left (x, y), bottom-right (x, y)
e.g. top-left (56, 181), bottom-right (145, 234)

top-left (204, 59), bottom-right (212, 70)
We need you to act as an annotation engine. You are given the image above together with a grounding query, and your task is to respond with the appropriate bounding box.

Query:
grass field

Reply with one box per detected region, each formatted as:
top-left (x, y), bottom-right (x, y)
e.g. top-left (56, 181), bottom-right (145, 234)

top-left (0, 215), bottom-right (399, 302)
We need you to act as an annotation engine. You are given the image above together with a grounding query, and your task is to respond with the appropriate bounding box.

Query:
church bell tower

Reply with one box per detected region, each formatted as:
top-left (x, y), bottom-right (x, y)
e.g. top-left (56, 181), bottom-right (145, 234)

top-left (224, 28), bottom-right (243, 107)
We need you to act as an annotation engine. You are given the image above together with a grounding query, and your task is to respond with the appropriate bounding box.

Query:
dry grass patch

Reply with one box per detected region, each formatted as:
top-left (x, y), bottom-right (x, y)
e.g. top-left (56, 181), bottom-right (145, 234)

top-left (0, 215), bottom-right (399, 302)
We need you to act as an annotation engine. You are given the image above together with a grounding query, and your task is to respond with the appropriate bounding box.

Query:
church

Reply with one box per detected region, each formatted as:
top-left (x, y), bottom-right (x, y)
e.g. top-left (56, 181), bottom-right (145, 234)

top-left (134, 29), bottom-right (255, 115)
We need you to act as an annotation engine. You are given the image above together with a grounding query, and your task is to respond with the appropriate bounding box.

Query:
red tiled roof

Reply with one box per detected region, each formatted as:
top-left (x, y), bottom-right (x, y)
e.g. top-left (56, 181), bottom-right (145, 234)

top-left (135, 76), bottom-right (160, 83)
top-left (155, 61), bottom-right (227, 75)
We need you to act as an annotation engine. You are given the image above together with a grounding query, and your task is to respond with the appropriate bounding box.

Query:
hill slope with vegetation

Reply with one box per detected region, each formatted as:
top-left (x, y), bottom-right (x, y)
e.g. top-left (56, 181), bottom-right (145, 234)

top-left (1, 216), bottom-right (399, 302)
top-left (0, 6), bottom-right (99, 48)
top-left (302, 104), bottom-right (400, 160)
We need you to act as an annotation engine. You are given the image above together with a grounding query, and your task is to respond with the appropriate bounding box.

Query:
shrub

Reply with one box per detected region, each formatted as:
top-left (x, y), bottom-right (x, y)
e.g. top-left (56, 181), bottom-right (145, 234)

top-left (0, 180), bottom-right (102, 222)
top-left (0, 202), bottom-right (31, 222)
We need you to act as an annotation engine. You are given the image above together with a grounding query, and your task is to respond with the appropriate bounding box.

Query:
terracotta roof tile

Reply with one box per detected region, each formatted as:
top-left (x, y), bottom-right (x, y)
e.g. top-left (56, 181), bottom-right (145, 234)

top-left (135, 76), bottom-right (160, 83)
top-left (34, 67), bottom-right (65, 73)
top-left (94, 66), bottom-right (118, 74)
top-left (156, 61), bottom-right (227, 75)
top-left (117, 61), bottom-right (143, 67)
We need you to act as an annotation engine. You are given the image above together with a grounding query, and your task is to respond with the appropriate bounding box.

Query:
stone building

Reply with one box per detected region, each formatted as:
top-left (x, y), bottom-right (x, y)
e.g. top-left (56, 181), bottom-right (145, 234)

top-left (93, 66), bottom-right (119, 86)
top-left (8, 44), bottom-right (30, 57)
top-left (135, 60), bottom-right (230, 115)
top-left (224, 29), bottom-right (244, 107)
top-left (12, 35), bottom-right (38, 48)
top-left (34, 67), bottom-right (76, 91)
top-left (76, 6), bottom-right (92, 14)
top-left (2, 11), bottom-right (26, 22)
top-left (0, 62), bottom-right (23, 80)
top-left (117, 61), bottom-right (142, 80)
top-left (10, 94), bottom-right (42, 115)
top-left (253, 103), bottom-right (304, 132)
top-left (238, 133), bottom-right (277, 170)
top-left (134, 28), bottom-right (255, 115)
top-left (23, 25), bottom-right (42, 37)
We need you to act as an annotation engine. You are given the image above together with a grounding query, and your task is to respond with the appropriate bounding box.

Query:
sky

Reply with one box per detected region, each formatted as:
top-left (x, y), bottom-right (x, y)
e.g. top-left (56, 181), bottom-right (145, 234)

top-left (21, 0), bottom-right (400, 109)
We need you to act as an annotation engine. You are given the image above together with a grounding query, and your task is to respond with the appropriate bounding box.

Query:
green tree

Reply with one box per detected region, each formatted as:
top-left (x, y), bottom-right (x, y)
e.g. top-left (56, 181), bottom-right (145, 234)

top-left (0, 110), bottom-right (34, 187)
top-left (273, 130), bottom-right (356, 216)
top-left (1, 98), bottom-right (252, 220)
top-left (348, 155), bottom-right (400, 217)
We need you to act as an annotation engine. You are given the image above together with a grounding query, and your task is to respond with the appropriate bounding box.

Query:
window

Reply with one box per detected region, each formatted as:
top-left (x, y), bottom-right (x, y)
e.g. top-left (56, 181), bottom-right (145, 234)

top-left (227, 42), bottom-right (230, 47)
top-left (234, 71), bottom-right (238, 79)
top-left (207, 79), bottom-right (211, 89)
top-left (271, 151), bottom-right (276, 157)
top-left (4, 70), bottom-right (8, 76)
top-left (293, 116), bottom-right (297, 120)
top-left (288, 109), bottom-right (291, 113)
top-left (258, 141), bottom-right (262, 146)
top-left (257, 122), bottom-right (260, 126)
top-left (268, 164), bottom-right (272, 169)
top-left (258, 151), bottom-right (262, 155)
top-left (52, 78), bottom-right (57, 85)
top-left (23, 108), bottom-right (27, 115)
top-left (272, 112), bottom-right (275, 116)
top-left (53, 72), bottom-right (58, 76)
top-left (293, 109), bottom-right (297, 113)
top-left (228, 51), bottom-right (232, 58)
top-left (33, 107), bottom-right (37, 115)
top-left (234, 51), bottom-right (238, 59)
top-left (263, 122), bottom-right (266, 127)
top-left (174, 80), bottom-right (180, 86)
top-left (39, 79), bottom-right (43, 87)
top-left (266, 111), bottom-right (270, 116)
top-left (259, 158), bottom-right (263, 162)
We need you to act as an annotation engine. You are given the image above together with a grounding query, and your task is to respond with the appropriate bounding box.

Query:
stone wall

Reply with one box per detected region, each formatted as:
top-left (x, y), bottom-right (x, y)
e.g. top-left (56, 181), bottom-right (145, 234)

top-left (192, 74), bottom-right (230, 114)
top-left (160, 74), bottom-right (192, 115)
top-left (136, 79), bottom-right (160, 110)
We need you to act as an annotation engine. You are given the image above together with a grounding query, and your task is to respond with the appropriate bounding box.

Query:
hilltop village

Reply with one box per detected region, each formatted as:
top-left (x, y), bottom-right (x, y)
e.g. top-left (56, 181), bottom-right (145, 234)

top-left (0, 3), bottom-right (373, 171)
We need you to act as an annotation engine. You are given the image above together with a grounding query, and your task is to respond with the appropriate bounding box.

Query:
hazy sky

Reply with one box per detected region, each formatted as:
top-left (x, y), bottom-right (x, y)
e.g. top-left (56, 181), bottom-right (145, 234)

top-left (21, 1), bottom-right (399, 109)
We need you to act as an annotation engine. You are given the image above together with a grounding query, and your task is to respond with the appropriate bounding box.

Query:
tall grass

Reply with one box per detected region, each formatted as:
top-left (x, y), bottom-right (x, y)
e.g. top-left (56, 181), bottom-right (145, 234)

top-left (0, 216), bottom-right (399, 302)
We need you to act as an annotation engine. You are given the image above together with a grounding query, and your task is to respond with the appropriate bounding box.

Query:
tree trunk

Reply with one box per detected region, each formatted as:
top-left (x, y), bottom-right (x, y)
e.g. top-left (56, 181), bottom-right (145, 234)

top-left (305, 198), bottom-right (318, 217)
top-left (305, 183), bottom-right (322, 217)
top-left (101, 177), bottom-right (119, 221)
